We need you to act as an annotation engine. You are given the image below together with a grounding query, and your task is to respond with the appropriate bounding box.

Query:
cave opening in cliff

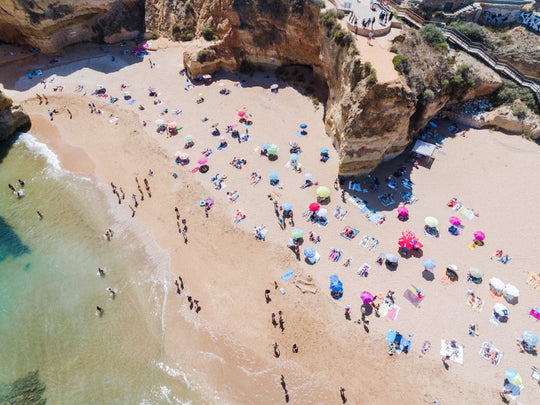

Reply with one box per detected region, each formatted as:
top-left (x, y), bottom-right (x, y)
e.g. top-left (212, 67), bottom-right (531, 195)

top-left (274, 63), bottom-right (328, 108)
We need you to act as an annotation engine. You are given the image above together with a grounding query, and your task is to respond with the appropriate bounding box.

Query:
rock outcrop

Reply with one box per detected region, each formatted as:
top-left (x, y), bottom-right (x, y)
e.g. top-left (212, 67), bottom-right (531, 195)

top-left (0, 91), bottom-right (31, 141)
top-left (0, 0), bottom-right (144, 54)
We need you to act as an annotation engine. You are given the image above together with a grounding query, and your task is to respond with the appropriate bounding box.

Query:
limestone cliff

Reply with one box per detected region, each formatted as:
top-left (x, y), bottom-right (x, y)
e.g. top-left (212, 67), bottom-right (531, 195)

top-left (0, 92), bottom-right (31, 141)
top-left (0, 0), bottom-right (144, 54)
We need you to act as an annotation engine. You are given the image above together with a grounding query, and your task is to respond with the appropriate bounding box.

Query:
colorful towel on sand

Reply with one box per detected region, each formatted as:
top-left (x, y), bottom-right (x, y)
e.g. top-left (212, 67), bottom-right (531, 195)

top-left (356, 263), bottom-right (371, 277)
top-left (403, 285), bottom-right (423, 307)
top-left (340, 227), bottom-right (359, 240)
top-left (387, 305), bottom-right (400, 321)
top-left (440, 340), bottom-right (464, 364)
top-left (281, 269), bottom-right (294, 282)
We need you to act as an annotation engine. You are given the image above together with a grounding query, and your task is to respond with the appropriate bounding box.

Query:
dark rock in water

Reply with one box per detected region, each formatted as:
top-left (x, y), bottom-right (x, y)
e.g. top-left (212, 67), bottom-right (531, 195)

top-left (0, 91), bottom-right (31, 142)
top-left (0, 370), bottom-right (47, 405)
top-left (0, 216), bottom-right (31, 262)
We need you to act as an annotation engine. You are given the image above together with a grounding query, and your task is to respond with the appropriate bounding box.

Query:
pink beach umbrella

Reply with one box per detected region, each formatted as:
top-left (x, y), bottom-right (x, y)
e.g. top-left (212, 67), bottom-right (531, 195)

top-left (197, 157), bottom-right (208, 165)
top-left (309, 202), bottom-right (321, 212)
top-left (360, 291), bottom-right (373, 303)
top-left (397, 207), bottom-right (409, 216)
top-left (449, 216), bottom-right (461, 226)
top-left (238, 110), bottom-right (246, 117)
top-left (473, 231), bottom-right (486, 241)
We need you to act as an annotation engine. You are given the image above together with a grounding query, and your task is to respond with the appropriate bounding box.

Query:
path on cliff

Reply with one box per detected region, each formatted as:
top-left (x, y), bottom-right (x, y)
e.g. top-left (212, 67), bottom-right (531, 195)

top-left (354, 29), bottom-right (401, 84)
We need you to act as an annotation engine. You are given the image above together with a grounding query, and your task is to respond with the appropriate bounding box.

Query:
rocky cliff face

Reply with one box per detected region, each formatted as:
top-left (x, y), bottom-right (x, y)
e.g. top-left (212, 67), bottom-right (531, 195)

top-left (0, 0), bottom-right (144, 54)
top-left (0, 92), bottom-right (31, 141)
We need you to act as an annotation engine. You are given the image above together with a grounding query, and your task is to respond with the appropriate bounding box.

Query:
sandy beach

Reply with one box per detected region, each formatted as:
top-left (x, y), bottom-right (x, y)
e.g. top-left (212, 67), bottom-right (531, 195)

top-left (2, 37), bottom-right (540, 404)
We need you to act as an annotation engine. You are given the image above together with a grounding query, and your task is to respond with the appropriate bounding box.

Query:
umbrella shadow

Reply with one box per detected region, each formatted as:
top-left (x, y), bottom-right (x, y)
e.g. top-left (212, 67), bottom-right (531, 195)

top-left (411, 249), bottom-right (424, 259)
top-left (422, 271), bottom-right (435, 281)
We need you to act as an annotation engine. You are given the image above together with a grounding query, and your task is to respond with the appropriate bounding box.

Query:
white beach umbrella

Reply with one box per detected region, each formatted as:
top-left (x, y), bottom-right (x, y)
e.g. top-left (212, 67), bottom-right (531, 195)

top-left (493, 303), bottom-right (508, 316)
top-left (489, 277), bottom-right (505, 291)
top-left (502, 284), bottom-right (519, 301)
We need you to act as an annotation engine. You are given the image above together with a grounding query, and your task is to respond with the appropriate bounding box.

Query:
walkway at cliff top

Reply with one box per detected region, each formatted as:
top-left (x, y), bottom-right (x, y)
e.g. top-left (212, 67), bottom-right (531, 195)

top-left (346, 0), bottom-right (391, 29)
top-left (354, 28), bottom-right (401, 83)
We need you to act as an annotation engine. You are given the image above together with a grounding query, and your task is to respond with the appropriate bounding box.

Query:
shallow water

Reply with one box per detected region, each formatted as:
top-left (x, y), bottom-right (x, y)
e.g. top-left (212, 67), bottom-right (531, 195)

top-left (0, 133), bottom-right (199, 404)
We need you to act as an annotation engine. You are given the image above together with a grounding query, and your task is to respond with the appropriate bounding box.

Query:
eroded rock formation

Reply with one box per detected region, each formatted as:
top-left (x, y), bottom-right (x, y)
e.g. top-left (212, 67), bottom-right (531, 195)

top-left (0, 0), bottom-right (144, 54)
top-left (0, 91), bottom-right (31, 141)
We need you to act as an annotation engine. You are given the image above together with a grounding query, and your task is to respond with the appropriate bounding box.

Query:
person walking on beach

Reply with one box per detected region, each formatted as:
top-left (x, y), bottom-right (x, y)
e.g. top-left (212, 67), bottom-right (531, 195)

top-left (36, 211), bottom-right (43, 219)
top-left (96, 306), bottom-right (104, 315)
top-left (132, 194), bottom-right (138, 208)
top-left (292, 343), bottom-right (298, 353)
top-left (340, 387), bottom-right (347, 403)
top-left (43, 95), bottom-right (48, 104)
top-left (149, 58), bottom-right (153, 68)
top-left (273, 342), bottom-right (280, 357)
top-left (18, 179), bottom-right (24, 187)
top-left (129, 204), bottom-right (136, 217)
top-left (107, 287), bottom-right (116, 298)
top-left (8, 184), bottom-right (15, 191)
top-left (174, 280), bottom-right (181, 294)
top-left (271, 312), bottom-right (277, 327)
top-left (265, 289), bottom-right (271, 303)
top-left (67, 108), bottom-right (72, 119)
top-left (178, 276), bottom-right (184, 289)
top-left (175, 207), bottom-right (180, 220)
top-left (119, 187), bottom-right (125, 200)
top-left (98, 268), bottom-right (106, 277)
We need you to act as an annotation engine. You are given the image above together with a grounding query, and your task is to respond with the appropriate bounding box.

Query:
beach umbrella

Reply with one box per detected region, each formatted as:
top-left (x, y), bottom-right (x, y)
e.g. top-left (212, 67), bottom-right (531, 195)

top-left (316, 186), bottom-right (331, 198)
top-left (168, 121), bottom-right (177, 129)
top-left (197, 92), bottom-right (204, 98)
top-left (268, 171), bottom-right (279, 181)
top-left (469, 267), bottom-right (483, 278)
top-left (289, 153), bottom-right (299, 161)
top-left (267, 144), bottom-right (279, 155)
top-left (447, 264), bottom-right (458, 272)
top-left (148, 86), bottom-right (155, 92)
top-left (289, 140), bottom-right (298, 147)
top-left (505, 369), bottom-right (522, 386)
top-left (320, 147), bottom-right (329, 154)
top-left (155, 119), bottom-right (165, 126)
top-left (422, 258), bottom-right (436, 271)
top-left (178, 153), bottom-right (189, 161)
top-left (198, 157), bottom-right (208, 165)
top-left (397, 206), bottom-right (409, 216)
top-left (304, 246), bottom-right (316, 258)
top-left (304, 173), bottom-right (313, 180)
top-left (360, 291), bottom-right (374, 303)
top-left (494, 303), bottom-right (508, 316)
top-left (473, 231), bottom-right (486, 241)
top-left (238, 110), bottom-right (246, 117)
top-left (270, 83), bottom-right (279, 90)
top-left (398, 237), bottom-right (414, 249)
top-left (300, 123), bottom-right (307, 129)
top-left (522, 331), bottom-right (538, 347)
top-left (281, 203), bottom-right (293, 211)
top-left (317, 208), bottom-right (328, 217)
top-left (184, 135), bottom-right (193, 142)
top-left (204, 197), bottom-right (214, 207)
top-left (489, 277), bottom-right (505, 291)
top-left (424, 216), bottom-right (439, 228)
top-left (385, 253), bottom-right (399, 263)
top-left (309, 202), bottom-right (320, 212)
top-left (262, 143), bottom-right (271, 150)
top-left (291, 229), bottom-right (304, 239)
top-left (449, 216), bottom-right (461, 226)
top-left (502, 284), bottom-right (519, 301)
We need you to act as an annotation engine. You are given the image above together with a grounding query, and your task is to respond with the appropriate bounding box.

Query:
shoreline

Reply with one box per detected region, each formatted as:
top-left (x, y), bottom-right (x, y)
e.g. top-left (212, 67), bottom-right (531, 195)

top-left (3, 39), bottom-right (540, 404)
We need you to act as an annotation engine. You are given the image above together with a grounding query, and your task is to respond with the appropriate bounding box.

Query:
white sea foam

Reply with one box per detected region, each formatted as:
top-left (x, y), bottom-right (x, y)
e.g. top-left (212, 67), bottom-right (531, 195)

top-left (16, 132), bottom-right (66, 174)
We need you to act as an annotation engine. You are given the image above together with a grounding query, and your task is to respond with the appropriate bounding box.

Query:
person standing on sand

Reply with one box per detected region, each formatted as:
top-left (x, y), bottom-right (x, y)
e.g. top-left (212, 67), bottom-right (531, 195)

top-left (132, 194), bottom-right (138, 208)
top-left (273, 342), bottom-right (280, 357)
top-left (67, 108), bottom-right (72, 119)
top-left (96, 306), bottom-right (104, 315)
top-left (292, 343), bottom-right (298, 353)
top-left (119, 187), bottom-right (125, 200)
top-left (340, 387), bottom-right (347, 403)
top-left (178, 276), bottom-right (184, 289)
top-left (98, 268), bottom-right (105, 277)
top-left (36, 211), bottom-right (43, 219)
top-left (175, 207), bottom-right (180, 220)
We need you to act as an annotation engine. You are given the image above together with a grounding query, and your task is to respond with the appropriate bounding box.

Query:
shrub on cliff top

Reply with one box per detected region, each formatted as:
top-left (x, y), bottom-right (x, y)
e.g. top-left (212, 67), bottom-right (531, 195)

top-left (333, 28), bottom-right (352, 47)
top-left (319, 10), bottom-right (337, 29)
top-left (392, 54), bottom-right (410, 75)
top-left (448, 21), bottom-right (487, 43)
top-left (202, 26), bottom-right (214, 41)
top-left (420, 25), bottom-right (447, 50)
top-left (291, 0), bottom-right (304, 13)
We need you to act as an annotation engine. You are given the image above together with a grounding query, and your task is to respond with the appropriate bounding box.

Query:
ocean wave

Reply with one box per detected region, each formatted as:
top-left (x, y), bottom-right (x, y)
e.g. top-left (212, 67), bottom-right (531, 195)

top-left (15, 132), bottom-right (66, 175)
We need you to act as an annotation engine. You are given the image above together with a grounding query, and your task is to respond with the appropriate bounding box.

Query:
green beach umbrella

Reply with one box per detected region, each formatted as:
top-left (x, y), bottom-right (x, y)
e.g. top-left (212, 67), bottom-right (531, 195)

top-left (291, 229), bottom-right (303, 239)
top-left (267, 144), bottom-right (279, 155)
top-left (316, 186), bottom-right (331, 198)
top-left (185, 135), bottom-right (193, 142)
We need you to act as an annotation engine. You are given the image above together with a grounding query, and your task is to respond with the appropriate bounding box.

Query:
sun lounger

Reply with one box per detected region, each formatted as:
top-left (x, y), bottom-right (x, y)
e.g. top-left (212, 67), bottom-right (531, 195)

top-left (368, 212), bottom-right (385, 225)
top-left (479, 342), bottom-right (503, 365)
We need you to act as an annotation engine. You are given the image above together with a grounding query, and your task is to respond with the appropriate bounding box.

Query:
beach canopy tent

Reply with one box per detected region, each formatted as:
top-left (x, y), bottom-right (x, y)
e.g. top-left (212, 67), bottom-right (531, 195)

top-left (411, 140), bottom-right (437, 158)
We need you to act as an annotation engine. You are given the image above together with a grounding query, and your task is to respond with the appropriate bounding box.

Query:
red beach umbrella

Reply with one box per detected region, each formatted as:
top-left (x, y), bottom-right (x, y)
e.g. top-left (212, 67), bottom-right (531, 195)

top-left (309, 202), bottom-right (320, 212)
top-left (398, 237), bottom-right (414, 249)
top-left (238, 110), bottom-right (246, 117)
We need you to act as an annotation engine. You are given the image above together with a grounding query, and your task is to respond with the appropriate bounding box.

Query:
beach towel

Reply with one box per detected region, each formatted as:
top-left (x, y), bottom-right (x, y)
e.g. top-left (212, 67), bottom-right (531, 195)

top-left (459, 207), bottom-right (475, 220)
top-left (281, 269), bottom-right (294, 282)
top-left (421, 340), bottom-right (431, 356)
top-left (368, 212), bottom-right (385, 225)
top-left (356, 263), bottom-right (371, 277)
top-left (403, 285), bottom-right (423, 307)
top-left (479, 342), bottom-right (503, 366)
top-left (217, 144), bottom-right (228, 150)
top-left (109, 116), bottom-right (119, 124)
top-left (378, 302), bottom-right (389, 318)
top-left (387, 305), bottom-right (400, 321)
top-left (359, 235), bottom-right (370, 248)
top-left (440, 340), bottom-right (464, 364)
top-left (468, 242), bottom-right (478, 250)
top-left (368, 238), bottom-right (380, 251)
top-left (340, 227), bottom-right (359, 240)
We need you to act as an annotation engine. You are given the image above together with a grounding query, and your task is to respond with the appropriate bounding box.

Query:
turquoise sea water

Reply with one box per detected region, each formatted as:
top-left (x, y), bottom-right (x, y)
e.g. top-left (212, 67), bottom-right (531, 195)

top-left (0, 133), bottom-right (197, 404)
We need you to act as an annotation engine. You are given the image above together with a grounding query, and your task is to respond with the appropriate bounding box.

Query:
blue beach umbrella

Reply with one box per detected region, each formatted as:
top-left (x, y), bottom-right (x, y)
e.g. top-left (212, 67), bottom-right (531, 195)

top-left (290, 153), bottom-right (299, 161)
top-left (300, 123), bottom-right (307, 129)
top-left (304, 173), bottom-right (313, 180)
top-left (422, 258), bottom-right (436, 271)
top-left (262, 143), bottom-right (271, 150)
top-left (269, 171), bottom-right (279, 181)
top-left (522, 331), bottom-right (538, 347)
top-left (282, 203), bottom-right (293, 211)
top-left (320, 147), bottom-right (329, 154)
top-left (304, 246), bottom-right (316, 258)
